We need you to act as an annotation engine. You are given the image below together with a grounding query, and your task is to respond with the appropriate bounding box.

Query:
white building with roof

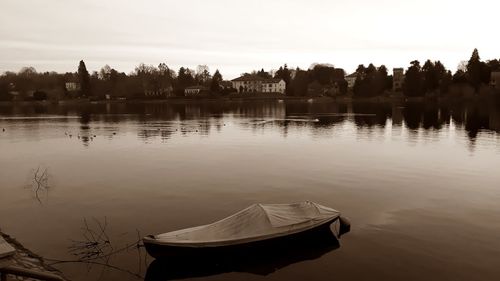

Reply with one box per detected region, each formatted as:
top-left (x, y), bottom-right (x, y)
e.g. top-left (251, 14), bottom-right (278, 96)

top-left (231, 75), bottom-right (286, 94)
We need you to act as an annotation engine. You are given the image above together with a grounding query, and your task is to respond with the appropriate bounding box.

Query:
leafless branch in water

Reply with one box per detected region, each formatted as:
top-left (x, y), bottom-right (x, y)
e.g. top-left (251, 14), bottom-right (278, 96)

top-left (44, 217), bottom-right (146, 279)
top-left (30, 166), bottom-right (50, 204)
top-left (68, 217), bottom-right (113, 261)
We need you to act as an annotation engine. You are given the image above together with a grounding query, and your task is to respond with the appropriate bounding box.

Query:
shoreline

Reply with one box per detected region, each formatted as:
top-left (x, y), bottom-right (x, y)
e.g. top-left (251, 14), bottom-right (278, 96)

top-left (0, 94), bottom-right (498, 107)
top-left (0, 229), bottom-right (67, 280)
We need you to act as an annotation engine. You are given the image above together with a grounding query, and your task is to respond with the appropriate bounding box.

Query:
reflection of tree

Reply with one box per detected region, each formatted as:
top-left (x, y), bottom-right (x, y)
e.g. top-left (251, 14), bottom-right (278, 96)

top-left (79, 110), bottom-right (92, 146)
top-left (29, 166), bottom-right (50, 205)
top-left (465, 107), bottom-right (490, 140)
top-left (352, 103), bottom-right (392, 128)
top-left (5, 99), bottom-right (500, 145)
top-left (403, 103), bottom-right (423, 130)
top-left (400, 101), bottom-right (500, 144)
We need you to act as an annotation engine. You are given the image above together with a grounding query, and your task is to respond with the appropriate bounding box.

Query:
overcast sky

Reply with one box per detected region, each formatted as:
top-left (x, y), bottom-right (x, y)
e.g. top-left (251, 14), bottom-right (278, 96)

top-left (0, 0), bottom-right (497, 78)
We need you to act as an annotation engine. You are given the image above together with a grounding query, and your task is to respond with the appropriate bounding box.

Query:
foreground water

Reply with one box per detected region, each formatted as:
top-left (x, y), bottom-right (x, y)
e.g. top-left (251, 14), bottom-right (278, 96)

top-left (0, 100), bottom-right (499, 281)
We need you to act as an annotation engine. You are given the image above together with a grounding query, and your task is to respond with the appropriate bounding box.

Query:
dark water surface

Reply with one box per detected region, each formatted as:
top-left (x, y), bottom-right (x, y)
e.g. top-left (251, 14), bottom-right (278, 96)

top-left (1, 100), bottom-right (500, 281)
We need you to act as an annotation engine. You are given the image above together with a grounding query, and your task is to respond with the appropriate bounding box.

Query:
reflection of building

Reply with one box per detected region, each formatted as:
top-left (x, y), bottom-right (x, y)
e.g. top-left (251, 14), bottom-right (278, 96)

top-left (184, 86), bottom-right (209, 96)
top-left (490, 107), bottom-right (500, 132)
top-left (231, 75), bottom-right (286, 94)
top-left (345, 72), bottom-right (357, 89)
top-left (393, 68), bottom-right (405, 91)
top-left (490, 71), bottom-right (500, 89)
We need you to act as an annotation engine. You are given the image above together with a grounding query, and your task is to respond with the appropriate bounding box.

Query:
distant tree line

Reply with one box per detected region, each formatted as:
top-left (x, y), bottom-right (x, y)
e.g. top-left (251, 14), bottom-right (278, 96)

top-left (1, 48), bottom-right (499, 101)
top-left (353, 64), bottom-right (392, 97)
top-left (402, 49), bottom-right (500, 98)
top-left (0, 61), bottom-right (230, 101)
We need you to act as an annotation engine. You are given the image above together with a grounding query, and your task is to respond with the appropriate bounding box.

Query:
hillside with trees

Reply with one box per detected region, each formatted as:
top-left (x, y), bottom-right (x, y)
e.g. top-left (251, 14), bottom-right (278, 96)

top-left (1, 49), bottom-right (499, 102)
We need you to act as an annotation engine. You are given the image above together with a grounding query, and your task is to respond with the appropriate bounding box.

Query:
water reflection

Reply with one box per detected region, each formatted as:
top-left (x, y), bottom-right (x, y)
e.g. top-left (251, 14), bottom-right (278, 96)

top-left (26, 166), bottom-right (51, 205)
top-left (1, 100), bottom-right (500, 146)
top-left (1, 100), bottom-right (500, 281)
top-left (144, 228), bottom-right (339, 281)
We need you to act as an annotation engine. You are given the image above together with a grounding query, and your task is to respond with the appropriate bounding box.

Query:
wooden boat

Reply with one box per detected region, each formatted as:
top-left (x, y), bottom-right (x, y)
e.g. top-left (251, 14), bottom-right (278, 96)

top-left (143, 201), bottom-right (350, 259)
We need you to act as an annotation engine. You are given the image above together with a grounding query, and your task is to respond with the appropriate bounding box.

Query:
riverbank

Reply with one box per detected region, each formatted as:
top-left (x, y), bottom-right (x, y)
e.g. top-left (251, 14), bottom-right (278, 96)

top-left (0, 229), bottom-right (67, 281)
top-left (1, 94), bottom-right (498, 107)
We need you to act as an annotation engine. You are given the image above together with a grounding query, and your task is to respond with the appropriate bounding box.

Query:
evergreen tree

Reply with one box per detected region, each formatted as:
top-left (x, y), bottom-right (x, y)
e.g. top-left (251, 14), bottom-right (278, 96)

top-left (176, 67), bottom-right (195, 95)
top-left (353, 64), bottom-right (387, 97)
top-left (210, 69), bottom-right (223, 93)
top-left (378, 65), bottom-right (392, 90)
top-left (440, 70), bottom-right (453, 95)
top-left (78, 60), bottom-right (91, 97)
top-left (422, 60), bottom-right (437, 92)
top-left (256, 69), bottom-right (272, 79)
top-left (466, 48), bottom-right (482, 90)
top-left (274, 64), bottom-right (292, 94)
top-left (403, 60), bottom-right (424, 97)
top-left (290, 68), bottom-right (309, 96)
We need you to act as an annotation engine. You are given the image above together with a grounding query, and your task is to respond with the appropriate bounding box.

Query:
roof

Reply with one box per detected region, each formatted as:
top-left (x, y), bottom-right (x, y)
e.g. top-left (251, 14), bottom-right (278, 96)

top-left (185, 86), bottom-right (209, 90)
top-left (231, 75), bottom-right (284, 83)
top-left (345, 72), bottom-right (358, 78)
top-left (231, 75), bottom-right (262, 82)
top-left (263, 78), bottom-right (284, 83)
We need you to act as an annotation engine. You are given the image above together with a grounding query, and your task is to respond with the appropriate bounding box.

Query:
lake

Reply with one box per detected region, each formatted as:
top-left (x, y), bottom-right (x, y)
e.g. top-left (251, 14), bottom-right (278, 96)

top-left (1, 99), bottom-right (500, 281)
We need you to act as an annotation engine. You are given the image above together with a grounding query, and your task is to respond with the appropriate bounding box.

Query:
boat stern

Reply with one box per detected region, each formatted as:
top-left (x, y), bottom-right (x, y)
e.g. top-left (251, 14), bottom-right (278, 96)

top-left (338, 216), bottom-right (351, 238)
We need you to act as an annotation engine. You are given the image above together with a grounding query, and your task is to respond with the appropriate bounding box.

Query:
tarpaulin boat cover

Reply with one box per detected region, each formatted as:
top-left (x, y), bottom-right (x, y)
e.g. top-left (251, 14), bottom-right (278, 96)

top-left (152, 201), bottom-right (340, 247)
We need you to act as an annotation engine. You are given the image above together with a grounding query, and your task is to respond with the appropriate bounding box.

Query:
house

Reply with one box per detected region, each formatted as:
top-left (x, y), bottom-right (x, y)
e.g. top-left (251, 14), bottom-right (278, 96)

top-left (231, 75), bottom-right (262, 93)
top-left (261, 79), bottom-right (286, 93)
top-left (345, 72), bottom-right (358, 89)
top-left (490, 71), bottom-right (500, 90)
top-left (184, 86), bottom-right (209, 96)
top-left (144, 86), bottom-right (174, 98)
top-left (231, 75), bottom-right (286, 94)
top-left (393, 68), bottom-right (405, 91)
top-left (220, 81), bottom-right (233, 90)
top-left (65, 82), bottom-right (80, 92)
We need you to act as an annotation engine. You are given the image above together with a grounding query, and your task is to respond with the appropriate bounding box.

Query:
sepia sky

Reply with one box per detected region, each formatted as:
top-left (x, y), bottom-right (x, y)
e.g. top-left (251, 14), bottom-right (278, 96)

top-left (0, 0), bottom-right (498, 78)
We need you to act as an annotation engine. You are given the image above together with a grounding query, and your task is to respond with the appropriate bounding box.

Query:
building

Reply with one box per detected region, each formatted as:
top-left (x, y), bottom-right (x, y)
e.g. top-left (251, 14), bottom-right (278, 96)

top-left (393, 68), bottom-right (405, 91)
top-left (219, 81), bottom-right (233, 90)
top-left (345, 72), bottom-right (358, 89)
top-left (261, 79), bottom-right (286, 93)
top-left (231, 75), bottom-right (262, 93)
top-left (490, 71), bottom-right (500, 90)
top-left (144, 86), bottom-right (174, 98)
top-left (184, 86), bottom-right (209, 96)
top-left (231, 75), bottom-right (286, 94)
top-left (65, 82), bottom-right (80, 92)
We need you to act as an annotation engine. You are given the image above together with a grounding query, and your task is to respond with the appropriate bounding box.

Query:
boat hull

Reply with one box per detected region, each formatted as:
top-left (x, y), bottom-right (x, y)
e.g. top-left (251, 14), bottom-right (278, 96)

top-left (143, 217), bottom-right (344, 260)
top-left (145, 226), bottom-right (340, 280)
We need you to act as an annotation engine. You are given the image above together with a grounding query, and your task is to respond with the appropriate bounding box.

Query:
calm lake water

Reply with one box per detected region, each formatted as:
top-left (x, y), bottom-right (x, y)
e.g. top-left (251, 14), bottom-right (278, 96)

top-left (1, 100), bottom-right (500, 281)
